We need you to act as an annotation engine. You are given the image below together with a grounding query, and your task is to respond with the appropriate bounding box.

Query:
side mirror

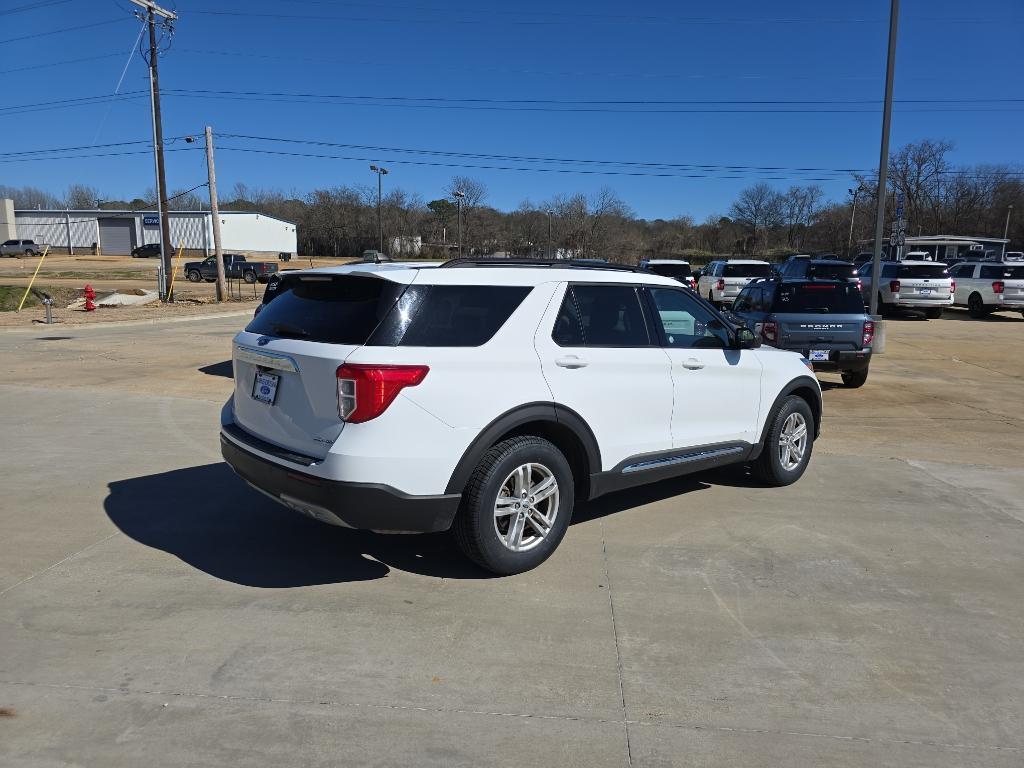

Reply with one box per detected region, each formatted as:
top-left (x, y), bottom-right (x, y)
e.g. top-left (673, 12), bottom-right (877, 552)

top-left (735, 327), bottom-right (760, 349)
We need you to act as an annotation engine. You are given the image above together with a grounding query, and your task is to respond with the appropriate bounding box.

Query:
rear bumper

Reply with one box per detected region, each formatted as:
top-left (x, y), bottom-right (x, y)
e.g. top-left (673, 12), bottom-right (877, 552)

top-left (800, 348), bottom-right (872, 372)
top-left (889, 297), bottom-right (953, 308)
top-left (220, 432), bottom-right (461, 533)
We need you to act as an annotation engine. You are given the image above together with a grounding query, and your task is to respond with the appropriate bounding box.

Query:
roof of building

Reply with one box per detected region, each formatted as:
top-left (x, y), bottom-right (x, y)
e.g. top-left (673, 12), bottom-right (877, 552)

top-left (14, 209), bottom-right (297, 226)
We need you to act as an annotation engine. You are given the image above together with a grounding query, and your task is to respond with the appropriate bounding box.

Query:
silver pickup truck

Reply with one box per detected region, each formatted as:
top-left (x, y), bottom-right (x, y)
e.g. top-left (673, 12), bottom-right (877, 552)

top-left (1, 239), bottom-right (48, 257)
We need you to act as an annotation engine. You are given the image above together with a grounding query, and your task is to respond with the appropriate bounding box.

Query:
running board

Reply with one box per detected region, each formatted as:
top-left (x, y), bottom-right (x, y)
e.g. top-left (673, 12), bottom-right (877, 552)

top-left (621, 445), bottom-right (746, 474)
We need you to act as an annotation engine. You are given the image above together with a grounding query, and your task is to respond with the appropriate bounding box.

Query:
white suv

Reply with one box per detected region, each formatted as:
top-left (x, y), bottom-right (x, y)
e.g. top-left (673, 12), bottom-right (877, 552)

top-left (949, 261), bottom-right (1024, 318)
top-left (221, 259), bottom-right (822, 574)
top-left (697, 259), bottom-right (773, 307)
top-left (858, 259), bottom-right (954, 318)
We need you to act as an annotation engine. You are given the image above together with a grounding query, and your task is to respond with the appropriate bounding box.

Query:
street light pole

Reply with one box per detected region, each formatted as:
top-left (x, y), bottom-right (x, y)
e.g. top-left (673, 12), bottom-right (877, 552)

top-left (1002, 204), bottom-right (1014, 257)
top-left (546, 209), bottom-right (553, 259)
top-left (369, 164), bottom-right (388, 254)
top-left (869, 0), bottom-right (899, 321)
top-left (847, 187), bottom-right (860, 257)
top-left (454, 191), bottom-right (465, 258)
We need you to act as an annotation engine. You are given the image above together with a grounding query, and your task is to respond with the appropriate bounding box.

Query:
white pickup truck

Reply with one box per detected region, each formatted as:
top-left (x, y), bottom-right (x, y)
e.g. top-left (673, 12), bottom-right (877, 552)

top-left (1, 239), bottom-right (48, 257)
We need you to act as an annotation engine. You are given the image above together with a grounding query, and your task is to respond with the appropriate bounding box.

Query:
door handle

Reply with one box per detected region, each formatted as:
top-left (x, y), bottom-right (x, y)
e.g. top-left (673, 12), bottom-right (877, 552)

top-left (681, 358), bottom-right (705, 370)
top-left (555, 355), bottom-right (588, 369)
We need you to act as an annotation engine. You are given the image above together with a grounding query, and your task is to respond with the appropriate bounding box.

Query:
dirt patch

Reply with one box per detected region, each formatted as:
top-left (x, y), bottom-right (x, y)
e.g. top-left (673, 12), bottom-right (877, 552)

top-left (0, 707), bottom-right (15, 718)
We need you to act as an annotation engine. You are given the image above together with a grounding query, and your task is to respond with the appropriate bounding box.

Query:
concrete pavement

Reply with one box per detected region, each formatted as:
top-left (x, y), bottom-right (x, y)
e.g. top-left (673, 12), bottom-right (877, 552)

top-left (1, 314), bottom-right (1022, 767)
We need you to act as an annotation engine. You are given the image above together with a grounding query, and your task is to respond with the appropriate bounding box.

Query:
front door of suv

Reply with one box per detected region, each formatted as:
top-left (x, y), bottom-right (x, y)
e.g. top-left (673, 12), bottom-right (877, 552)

top-left (536, 283), bottom-right (674, 470)
top-left (646, 287), bottom-right (763, 449)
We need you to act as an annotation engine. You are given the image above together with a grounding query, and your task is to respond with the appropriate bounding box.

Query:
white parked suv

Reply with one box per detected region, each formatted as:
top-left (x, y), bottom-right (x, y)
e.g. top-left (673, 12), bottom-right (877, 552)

top-left (949, 260), bottom-right (1024, 317)
top-left (638, 259), bottom-right (696, 290)
top-left (221, 259), bottom-right (822, 574)
top-left (857, 259), bottom-right (953, 318)
top-left (697, 259), bottom-right (773, 307)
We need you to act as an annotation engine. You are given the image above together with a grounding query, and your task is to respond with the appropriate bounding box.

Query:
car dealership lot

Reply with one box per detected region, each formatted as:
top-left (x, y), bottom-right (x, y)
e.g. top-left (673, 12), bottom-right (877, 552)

top-left (1, 311), bottom-right (1022, 767)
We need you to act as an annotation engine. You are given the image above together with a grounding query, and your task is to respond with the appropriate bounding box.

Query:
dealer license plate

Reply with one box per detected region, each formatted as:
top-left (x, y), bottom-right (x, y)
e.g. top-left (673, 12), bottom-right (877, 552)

top-left (252, 371), bottom-right (279, 404)
top-left (809, 350), bottom-right (830, 362)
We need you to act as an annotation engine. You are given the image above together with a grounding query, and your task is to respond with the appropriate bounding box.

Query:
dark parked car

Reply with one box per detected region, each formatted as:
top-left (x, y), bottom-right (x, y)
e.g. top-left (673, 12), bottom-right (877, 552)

top-left (775, 256), bottom-right (860, 285)
top-left (729, 278), bottom-right (873, 388)
top-left (184, 254), bottom-right (279, 284)
top-left (131, 243), bottom-right (164, 258)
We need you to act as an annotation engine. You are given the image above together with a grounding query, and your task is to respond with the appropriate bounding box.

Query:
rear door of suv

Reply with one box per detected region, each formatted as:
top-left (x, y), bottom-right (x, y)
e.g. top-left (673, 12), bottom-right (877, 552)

top-left (767, 282), bottom-right (867, 359)
top-left (535, 283), bottom-right (674, 469)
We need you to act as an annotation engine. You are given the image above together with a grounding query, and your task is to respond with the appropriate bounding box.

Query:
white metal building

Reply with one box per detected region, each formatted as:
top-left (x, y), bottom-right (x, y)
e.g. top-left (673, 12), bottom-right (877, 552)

top-left (9, 205), bottom-right (297, 257)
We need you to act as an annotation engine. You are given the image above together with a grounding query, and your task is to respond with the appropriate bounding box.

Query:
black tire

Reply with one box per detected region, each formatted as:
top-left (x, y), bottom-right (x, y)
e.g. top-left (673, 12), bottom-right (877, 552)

top-left (753, 395), bottom-right (814, 487)
top-left (841, 368), bottom-right (869, 388)
top-left (453, 436), bottom-right (574, 575)
top-left (967, 292), bottom-right (986, 319)
top-left (243, 270), bottom-right (258, 284)
top-left (925, 307), bottom-right (943, 319)
top-left (186, 269), bottom-right (202, 283)
top-left (877, 293), bottom-right (891, 317)
top-left (24, 250), bottom-right (35, 257)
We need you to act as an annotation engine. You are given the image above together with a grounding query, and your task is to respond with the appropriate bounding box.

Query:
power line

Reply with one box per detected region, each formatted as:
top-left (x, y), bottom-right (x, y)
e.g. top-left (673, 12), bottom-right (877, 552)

top-left (0, 138), bottom-right (154, 157)
top-left (0, 92), bottom-right (148, 118)
top-left (0, 0), bottom-right (72, 17)
top-left (0, 52), bottom-right (126, 75)
top-left (0, 17), bottom-right (131, 45)
top-left (0, 147), bottom-right (201, 164)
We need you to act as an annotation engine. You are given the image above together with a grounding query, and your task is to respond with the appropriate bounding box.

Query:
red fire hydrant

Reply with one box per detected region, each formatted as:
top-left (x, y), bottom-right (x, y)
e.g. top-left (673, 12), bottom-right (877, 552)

top-left (83, 284), bottom-right (96, 312)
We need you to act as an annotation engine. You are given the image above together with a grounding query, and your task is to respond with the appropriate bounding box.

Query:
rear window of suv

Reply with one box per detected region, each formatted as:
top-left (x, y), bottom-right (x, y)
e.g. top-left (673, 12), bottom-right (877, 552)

top-left (808, 262), bottom-right (855, 280)
top-left (646, 263), bottom-right (691, 279)
top-left (723, 263), bottom-right (771, 278)
top-left (248, 274), bottom-right (531, 347)
top-left (772, 282), bottom-right (865, 314)
top-left (898, 264), bottom-right (949, 278)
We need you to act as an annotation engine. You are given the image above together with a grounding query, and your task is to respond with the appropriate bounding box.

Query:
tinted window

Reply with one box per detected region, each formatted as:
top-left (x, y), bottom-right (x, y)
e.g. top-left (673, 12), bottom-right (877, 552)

top-left (771, 283), bottom-right (865, 314)
top-left (808, 262), bottom-right (855, 280)
top-left (648, 288), bottom-right (728, 349)
top-left (646, 263), bottom-right (691, 279)
top-left (247, 274), bottom-right (404, 344)
top-left (393, 285), bottom-right (530, 347)
top-left (732, 288), bottom-right (756, 312)
top-left (559, 285), bottom-right (650, 347)
top-left (949, 264), bottom-right (973, 278)
top-left (723, 263), bottom-right (771, 278)
top-left (881, 264), bottom-right (898, 278)
top-left (981, 265), bottom-right (1024, 279)
top-left (2, 240), bottom-right (16, 246)
top-left (898, 264), bottom-right (949, 278)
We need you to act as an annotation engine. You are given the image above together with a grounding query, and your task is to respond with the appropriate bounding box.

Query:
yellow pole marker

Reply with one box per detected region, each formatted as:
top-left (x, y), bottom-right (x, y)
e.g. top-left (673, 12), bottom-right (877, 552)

top-left (16, 245), bottom-right (50, 312)
top-left (167, 244), bottom-right (185, 301)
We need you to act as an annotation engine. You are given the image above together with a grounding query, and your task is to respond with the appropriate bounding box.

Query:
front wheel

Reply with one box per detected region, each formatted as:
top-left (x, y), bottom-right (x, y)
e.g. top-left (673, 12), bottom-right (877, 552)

top-left (453, 436), bottom-right (574, 575)
top-left (841, 368), bottom-right (869, 388)
top-left (753, 396), bottom-right (814, 486)
top-left (186, 270), bottom-right (202, 283)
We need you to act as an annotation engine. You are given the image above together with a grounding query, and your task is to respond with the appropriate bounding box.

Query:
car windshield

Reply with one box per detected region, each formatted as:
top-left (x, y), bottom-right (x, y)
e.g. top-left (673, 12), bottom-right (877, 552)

top-left (647, 263), bottom-right (691, 278)
top-left (808, 262), bottom-right (855, 280)
top-left (724, 263), bottom-right (771, 278)
top-left (898, 265), bottom-right (949, 278)
top-left (772, 282), bottom-right (865, 314)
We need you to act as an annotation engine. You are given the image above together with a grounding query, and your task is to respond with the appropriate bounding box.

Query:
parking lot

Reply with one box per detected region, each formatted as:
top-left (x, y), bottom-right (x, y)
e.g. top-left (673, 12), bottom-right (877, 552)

top-left (1, 310), bottom-right (1022, 767)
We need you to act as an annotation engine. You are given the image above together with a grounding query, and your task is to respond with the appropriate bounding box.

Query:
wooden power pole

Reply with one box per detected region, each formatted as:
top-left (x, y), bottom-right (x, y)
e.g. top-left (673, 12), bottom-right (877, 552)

top-left (130, 0), bottom-right (177, 301)
top-left (205, 126), bottom-right (227, 301)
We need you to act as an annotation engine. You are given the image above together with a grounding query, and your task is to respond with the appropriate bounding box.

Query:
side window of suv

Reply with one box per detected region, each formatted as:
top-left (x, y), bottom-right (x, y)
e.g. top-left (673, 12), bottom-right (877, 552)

top-left (881, 264), bottom-right (897, 278)
top-left (647, 287), bottom-right (728, 349)
top-left (553, 285), bottom-right (650, 347)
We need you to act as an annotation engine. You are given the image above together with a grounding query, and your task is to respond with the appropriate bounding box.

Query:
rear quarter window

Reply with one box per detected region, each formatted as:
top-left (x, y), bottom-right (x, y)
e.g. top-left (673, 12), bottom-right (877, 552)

top-left (981, 265), bottom-right (1024, 279)
top-left (385, 285), bottom-right (531, 347)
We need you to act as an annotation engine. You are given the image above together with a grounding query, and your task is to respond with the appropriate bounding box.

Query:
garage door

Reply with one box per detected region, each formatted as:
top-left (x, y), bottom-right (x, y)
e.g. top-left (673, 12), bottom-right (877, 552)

top-left (98, 218), bottom-right (136, 255)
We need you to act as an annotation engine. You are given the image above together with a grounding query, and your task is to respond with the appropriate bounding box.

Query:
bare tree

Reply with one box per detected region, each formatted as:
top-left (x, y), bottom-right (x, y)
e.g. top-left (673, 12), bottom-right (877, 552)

top-left (64, 184), bottom-right (99, 209)
top-left (730, 183), bottom-right (784, 253)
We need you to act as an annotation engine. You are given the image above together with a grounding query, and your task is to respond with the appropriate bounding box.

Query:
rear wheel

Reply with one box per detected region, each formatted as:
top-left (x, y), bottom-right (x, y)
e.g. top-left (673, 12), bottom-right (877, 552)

top-left (453, 436), bottom-right (574, 575)
top-left (753, 396), bottom-right (814, 486)
top-left (243, 270), bottom-right (258, 284)
top-left (877, 293), bottom-right (891, 317)
top-left (186, 269), bottom-right (202, 283)
top-left (967, 292), bottom-right (987, 319)
top-left (841, 368), bottom-right (869, 388)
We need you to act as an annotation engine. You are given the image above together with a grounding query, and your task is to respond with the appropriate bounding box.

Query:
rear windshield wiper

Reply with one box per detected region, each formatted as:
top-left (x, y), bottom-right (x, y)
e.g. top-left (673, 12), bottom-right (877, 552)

top-left (271, 322), bottom-right (309, 338)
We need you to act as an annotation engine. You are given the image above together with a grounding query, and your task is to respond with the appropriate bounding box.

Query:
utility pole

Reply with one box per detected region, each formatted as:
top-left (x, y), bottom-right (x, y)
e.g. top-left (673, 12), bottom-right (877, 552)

top-left (846, 187), bottom-right (860, 257)
top-left (131, 0), bottom-right (176, 301)
top-left (370, 164), bottom-right (388, 254)
top-left (546, 209), bottom-right (553, 259)
top-left (1002, 204), bottom-right (1014, 257)
top-left (454, 191), bottom-right (465, 258)
top-left (205, 126), bottom-right (226, 301)
top-left (869, 0), bottom-right (899, 321)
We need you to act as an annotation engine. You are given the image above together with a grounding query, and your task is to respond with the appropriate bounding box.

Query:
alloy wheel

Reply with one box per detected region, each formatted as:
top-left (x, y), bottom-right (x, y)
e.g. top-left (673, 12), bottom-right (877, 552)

top-left (493, 462), bottom-right (560, 552)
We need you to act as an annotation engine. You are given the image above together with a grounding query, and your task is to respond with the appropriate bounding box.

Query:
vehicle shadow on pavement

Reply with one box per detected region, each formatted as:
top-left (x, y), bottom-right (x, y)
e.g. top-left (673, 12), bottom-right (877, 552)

top-left (198, 360), bottom-right (233, 378)
top-left (104, 463), bottom-right (494, 587)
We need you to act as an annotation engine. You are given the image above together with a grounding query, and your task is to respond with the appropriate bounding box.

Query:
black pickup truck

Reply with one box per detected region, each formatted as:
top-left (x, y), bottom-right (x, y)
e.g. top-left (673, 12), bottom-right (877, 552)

top-left (184, 254), bottom-right (279, 284)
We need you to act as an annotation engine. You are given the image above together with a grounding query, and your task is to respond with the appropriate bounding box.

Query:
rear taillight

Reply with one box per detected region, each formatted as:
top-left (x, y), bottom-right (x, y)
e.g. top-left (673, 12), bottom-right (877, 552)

top-left (761, 320), bottom-right (778, 343)
top-left (336, 364), bottom-right (429, 423)
top-left (716, 278), bottom-right (725, 291)
top-left (862, 320), bottom-right (874, 347)
top-left (889, 279), bottom-right (901, 293)
top-left (855, 278), bottom-right (863, 291)
top-left (950, 280), bottom-right (955, 294)
top-left (992, 280), bottom-right (1004, 294)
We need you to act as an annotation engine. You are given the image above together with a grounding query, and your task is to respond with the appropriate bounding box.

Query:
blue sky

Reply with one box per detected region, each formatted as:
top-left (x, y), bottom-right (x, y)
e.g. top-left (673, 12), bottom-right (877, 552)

top-left (1, 0), bottom-right (1021, 219)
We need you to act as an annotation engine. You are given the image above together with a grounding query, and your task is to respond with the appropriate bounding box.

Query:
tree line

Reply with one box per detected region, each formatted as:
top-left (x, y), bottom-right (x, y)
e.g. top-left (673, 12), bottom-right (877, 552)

top-left (2, 139), bottom-right (1020, 262)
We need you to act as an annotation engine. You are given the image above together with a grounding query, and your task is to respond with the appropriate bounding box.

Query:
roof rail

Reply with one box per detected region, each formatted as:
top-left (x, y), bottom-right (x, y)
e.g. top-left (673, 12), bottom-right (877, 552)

top-left (439, 257), bottom-right (642, 272)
